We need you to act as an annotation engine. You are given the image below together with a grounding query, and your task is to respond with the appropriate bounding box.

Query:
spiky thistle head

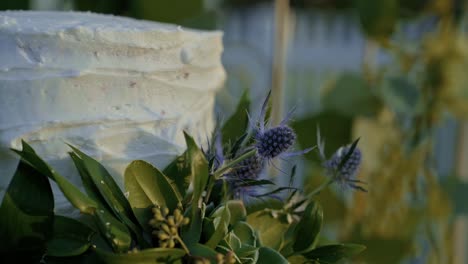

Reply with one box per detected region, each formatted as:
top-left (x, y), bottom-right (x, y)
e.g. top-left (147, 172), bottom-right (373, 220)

top-left (255, 125), bottom-right (296, 159)
top-left (317, 128), bottom-right (365, 192)
top-left (250, 91), bottom-right (309, 160)
top-left (326, 145), bottom-right (362, 178)
top-left (325, 144), bottom-right (366, 192)
top-left (232, 152), bottom-right (265, 180)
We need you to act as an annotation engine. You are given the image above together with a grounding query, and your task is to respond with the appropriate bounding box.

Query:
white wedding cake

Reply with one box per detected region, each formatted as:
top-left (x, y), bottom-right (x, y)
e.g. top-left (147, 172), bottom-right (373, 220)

top-left (0, 11), bottom-right (225, 214)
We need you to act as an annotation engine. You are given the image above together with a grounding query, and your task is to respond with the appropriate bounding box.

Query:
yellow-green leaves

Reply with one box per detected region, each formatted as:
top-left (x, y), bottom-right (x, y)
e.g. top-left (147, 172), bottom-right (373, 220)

top-left (46, 216), bottom-right (95, 257)
top-left (0, 160), bottom-right (54, 262)
top-left (125, 160), bottom-right (181, 229)
top-left (12, 141), bottom-right (97, 214)
top-left (292, 200), bottom-right (323, 253)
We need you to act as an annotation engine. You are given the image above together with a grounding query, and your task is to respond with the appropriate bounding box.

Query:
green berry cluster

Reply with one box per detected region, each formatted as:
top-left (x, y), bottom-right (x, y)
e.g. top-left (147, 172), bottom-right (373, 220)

top-left (149, 203), bottom-right (190, 249)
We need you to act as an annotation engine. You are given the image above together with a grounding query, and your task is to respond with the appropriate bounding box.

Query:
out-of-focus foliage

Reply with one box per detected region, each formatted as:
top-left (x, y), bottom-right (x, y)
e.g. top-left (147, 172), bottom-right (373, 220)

top-left (291, 1), bottom-right (465, 263)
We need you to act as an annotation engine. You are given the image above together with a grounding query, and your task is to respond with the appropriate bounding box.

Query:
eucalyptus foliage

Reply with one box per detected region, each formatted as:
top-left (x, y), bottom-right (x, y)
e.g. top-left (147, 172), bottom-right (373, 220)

top-left (0, 92), bottom-right (365, 263)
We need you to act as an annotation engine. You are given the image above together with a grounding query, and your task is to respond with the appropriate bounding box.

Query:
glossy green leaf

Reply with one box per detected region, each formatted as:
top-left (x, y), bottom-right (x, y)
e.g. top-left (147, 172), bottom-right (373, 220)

top-left (206, 206), bottom-right (231, 248)
top-left (68, 145), bottom-right (136, 219)
top-left (163, 151), bottom-right (191, 197)
top-left (244, 197), bottom-right (283, 215)
top-left (46, 216), bottom-right (95, 257)
top-left (302, 243), bottom-right (366, 263)
top-left (292, 200), bottom-right (323, 253)
top-left (236, 244), bottom-right (259, 263)
top-left (125, 160), bottom-right (180, 211)
top-left (94, 208), bottom-right (132, 253)
top-left (70, 152), bottom-right (112, 213)
top-left (12, 141), bottom-right (97, 214)
top-left (124, 165), bottom-right (153, 232)
top-left (222, 90), bottom-right (250, 145)
top-left (257, 247), bottom-right (288, 264)
top-left (226, 232), bottom-right (242, 252)
top-left (188, 243), bottom-right (218, 260)
top-left (0, 161), bottom-right (54, 261)
top-left (183, 132), bottom-right (209, 214)
top-left (233, 222), bottom-right (257, 246)
top-left (13, 141), bottom-right (132, 252)
top-left (226, 200), bottom-right (247, 226)
top-left (95, 247), bottom-right (186, 263)
top-left (246, 211), bottom-right (288, 250)
top-left (70, 153), bottom-right (135, 252)
top-left (182, 203), bottom-right (205, 246)
top-left (69, 145), bottom-right (148, 248)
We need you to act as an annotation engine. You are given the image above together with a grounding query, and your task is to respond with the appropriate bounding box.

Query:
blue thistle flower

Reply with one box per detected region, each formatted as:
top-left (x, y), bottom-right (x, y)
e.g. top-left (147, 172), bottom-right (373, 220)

top-left (232, 152), bottom-right (265, 180)
top-left (317, 128), bottom-right (366, 192)
top-left (252, 91), bottom-right (314, 160)
top-left (256, 126), bottom-right (296, 159)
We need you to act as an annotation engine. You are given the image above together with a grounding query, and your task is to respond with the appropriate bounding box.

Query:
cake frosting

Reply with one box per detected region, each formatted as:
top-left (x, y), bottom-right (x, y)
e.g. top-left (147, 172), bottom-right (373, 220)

top-left (0, 11), bottom-right (225, 214)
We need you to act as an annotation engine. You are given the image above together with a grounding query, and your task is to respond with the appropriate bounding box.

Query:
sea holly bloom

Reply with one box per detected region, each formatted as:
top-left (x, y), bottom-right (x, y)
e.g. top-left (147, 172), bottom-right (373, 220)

top-left (317, 128), bottom-right (366, 192)
top-left (252, 91), bottom-right (314, 161)
top-left (232, 152), bottom-right (265, 180)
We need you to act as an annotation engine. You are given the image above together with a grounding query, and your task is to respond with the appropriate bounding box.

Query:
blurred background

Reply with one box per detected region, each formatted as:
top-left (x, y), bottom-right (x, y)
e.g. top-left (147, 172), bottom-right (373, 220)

top-left (2, 0), bottom-right (468, 263)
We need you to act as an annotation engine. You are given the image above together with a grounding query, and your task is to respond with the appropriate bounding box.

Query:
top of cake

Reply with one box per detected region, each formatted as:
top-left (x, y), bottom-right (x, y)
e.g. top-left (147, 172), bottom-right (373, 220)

top-left (0, 10), bottom-right (215, 37)
top-left (0, 11), bottom-right (225, 83)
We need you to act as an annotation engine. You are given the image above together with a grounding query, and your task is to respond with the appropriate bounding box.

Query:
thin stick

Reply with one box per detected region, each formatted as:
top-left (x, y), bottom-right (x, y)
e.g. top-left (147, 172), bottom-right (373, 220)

top-left (271, 0), bottom-right (290, 126)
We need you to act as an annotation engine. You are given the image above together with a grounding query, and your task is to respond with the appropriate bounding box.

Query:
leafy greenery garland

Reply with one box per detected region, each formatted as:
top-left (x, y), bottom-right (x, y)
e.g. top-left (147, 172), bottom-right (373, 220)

top-left (0, 92), bottom-right (365, 263)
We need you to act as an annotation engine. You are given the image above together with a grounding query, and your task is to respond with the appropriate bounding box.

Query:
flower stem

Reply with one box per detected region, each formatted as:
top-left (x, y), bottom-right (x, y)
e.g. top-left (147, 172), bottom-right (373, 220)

top-left (176, 236), bottom-right (190, 255)
top-left (308, 177), bottom-right (335, 197)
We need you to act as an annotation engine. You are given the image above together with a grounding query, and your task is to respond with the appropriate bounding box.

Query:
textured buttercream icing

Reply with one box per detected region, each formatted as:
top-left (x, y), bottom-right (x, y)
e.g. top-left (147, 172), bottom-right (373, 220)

top-left (0, 11), bottom-right (225, 214)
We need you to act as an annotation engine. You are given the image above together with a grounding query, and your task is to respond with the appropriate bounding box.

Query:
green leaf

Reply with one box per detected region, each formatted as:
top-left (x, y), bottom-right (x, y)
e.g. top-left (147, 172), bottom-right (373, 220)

top-left (232, 222), bottom-right (257, 246)
top-left (68, 145), bottom-right (135, 219)
top-left (70, 152), bottom-right (112, 213)
top-left (206, 206), bottom-right (231, 248)
top-left (246, 211), bottom-right (288, 250)
top-left (226, 200), bottom-right (247, 225)
top-left (182, 203), bottom-right (205, 246)
top-left (322, 73), bottom-right (381, 118)
top-left (226, 232), bottom-right (242, 252)
top-left (95, 247), bottom-right (186, 263)
top-left (356, 0), bottom-right (398, 40)
top-left (292, 200), bottom-right (323, 253)
top-left (380, 76), bottom-right (421, 115)
top-left (46, 216), bottom-right (95, 257)
top-left (12, 141), bottom-right (97, 214)
top-left (302, 244), bottom-right (366, 263)
top-left (287, 255), bottom-right (309, 264)
top-left (222, 90), bottom-right (250, 144)
top-left (94, 208), bottom-right (132, 253)
top-left (68, 145), bottom-right (148, 248)
top-left (0, 161), bottom-right (54, 261)
top-left (125, 160), bottom-right (181, 212)
top-left (188, 243), bottom-right (218, 260)
top-left (163, 151), bottom-right (191, 197)
top-left (183, 132), bottom-right (209, 214)
top-left (244, 197), bottom-right (283, 215)
top-left (257, 247), bottom-right (288, 264)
